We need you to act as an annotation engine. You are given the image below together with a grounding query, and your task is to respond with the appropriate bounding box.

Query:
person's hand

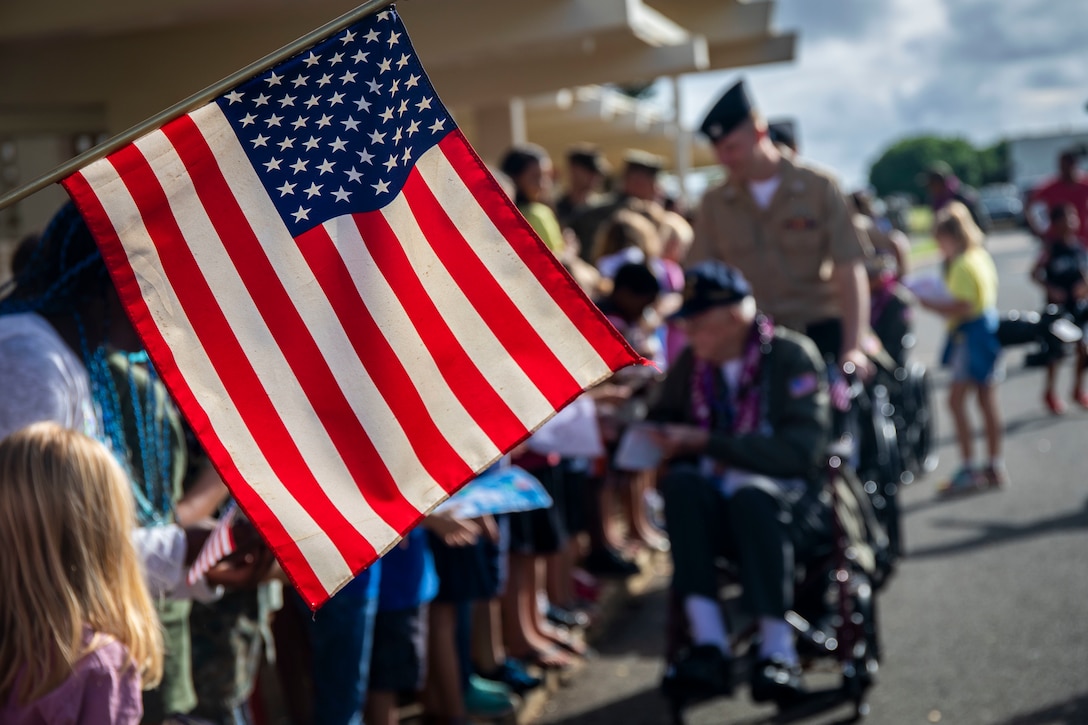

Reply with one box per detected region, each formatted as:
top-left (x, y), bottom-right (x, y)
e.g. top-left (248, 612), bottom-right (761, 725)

top-left (840, 347), bottom-right (874, 381)
top-left (205, 518), bottom-right (275, 589)
top-left (205, 545), bottom-right (276, 590)
top-left (590, 382), bottom-right (634, 406)
top-left (183, 524), bottom-right (213, 567)
top-left (475, 514), bottom-right (500, 544)
top-left (645, 424), bottom-right (710, 459)
top-left (422, 511), bottom-right (481, 547)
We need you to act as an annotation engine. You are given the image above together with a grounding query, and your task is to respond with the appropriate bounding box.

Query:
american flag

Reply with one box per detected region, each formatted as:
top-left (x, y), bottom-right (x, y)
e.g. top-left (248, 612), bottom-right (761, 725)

top-left (187, 504), bottom-right (238, 587)
top-left (63, 7), bottom-right (641, 608)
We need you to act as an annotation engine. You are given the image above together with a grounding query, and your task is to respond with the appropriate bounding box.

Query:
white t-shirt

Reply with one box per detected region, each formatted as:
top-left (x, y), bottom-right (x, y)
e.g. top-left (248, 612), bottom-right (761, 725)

top-left (748, 175), bottom-right (782, 210)
top-left (0, 313), bottom-right (97, 441)
top-left (0, 313), bottom-right (215, 601)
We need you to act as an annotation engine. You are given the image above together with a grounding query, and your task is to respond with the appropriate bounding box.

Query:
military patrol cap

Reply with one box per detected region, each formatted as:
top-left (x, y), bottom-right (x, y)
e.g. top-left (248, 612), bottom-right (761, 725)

top-left (672, 261), bottom-right (753, 319)
top-left (567, 143), bottom-right (610, 176)
top-left (768, 120), bottom-right (797, 152)
top-left (623, 149), bottom-right (664, 175)
top-left (923, 160), bottom-right (953, 180)
top-left (700, 79), bottom-right (756, 142)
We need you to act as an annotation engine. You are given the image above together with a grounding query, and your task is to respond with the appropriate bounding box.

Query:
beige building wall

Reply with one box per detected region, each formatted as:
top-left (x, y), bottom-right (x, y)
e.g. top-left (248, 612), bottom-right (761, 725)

top-left (0, 0), bottom-right (794, 253)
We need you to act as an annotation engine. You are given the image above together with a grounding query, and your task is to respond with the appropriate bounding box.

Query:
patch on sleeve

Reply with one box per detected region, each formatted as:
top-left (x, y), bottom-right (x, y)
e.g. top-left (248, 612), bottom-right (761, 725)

top-left (788, 372), bottom-right (819, 398)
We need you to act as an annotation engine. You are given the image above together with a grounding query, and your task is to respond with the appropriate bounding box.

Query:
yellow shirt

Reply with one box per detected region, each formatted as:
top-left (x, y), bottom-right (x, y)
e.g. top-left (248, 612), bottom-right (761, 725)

top-left (945, 246), bottom-right (998, 326)
top-left (520, 201), bottom-right (566, 254)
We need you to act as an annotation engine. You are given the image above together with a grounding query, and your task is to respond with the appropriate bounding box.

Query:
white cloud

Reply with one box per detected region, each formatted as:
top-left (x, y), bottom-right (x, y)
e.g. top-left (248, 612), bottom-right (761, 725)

top-left (672, 0), bottom-right (1088, 190)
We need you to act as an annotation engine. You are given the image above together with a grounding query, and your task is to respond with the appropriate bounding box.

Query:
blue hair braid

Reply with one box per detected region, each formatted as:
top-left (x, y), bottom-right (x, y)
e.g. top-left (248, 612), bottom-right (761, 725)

top-left (0, 202), bottom-right (108, 318)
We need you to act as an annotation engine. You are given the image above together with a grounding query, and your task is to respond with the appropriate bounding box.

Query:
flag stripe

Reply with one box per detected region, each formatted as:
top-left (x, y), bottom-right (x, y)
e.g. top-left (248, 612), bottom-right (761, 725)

top-left (302, 218), bottom-right (518, 462)
top-left (361, 198), bottom-right (558, 429)
top-left (187, 106), bottom-right (476, 503)
top-left (159, 114), bottom-right (436, 529)
top-left (129, 122), bottom-right (405, 550)
top-left (104, 138), bottom-right (382, 571)
top-left (436, 133), bottom-right (638, 374)
top-left (64, 169), bottom-right (343, 602)
top-left (400, 171), bottom-right (583, 408)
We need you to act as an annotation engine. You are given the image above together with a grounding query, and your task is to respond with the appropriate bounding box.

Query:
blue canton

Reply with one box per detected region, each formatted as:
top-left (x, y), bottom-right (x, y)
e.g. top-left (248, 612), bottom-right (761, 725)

top-left (216, 8), bottom-right (455, 236)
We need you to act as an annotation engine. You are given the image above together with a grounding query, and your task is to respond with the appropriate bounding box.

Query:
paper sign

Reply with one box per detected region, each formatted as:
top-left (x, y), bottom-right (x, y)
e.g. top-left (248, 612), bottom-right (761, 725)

top-left (902, 273), bottom-right (955, 305)
top-left (613, 424), bottom-right (665, 472)
top-left (434, 466), bottom-right (553, 519)
top-left (527, 394), bottom-right (604, 459)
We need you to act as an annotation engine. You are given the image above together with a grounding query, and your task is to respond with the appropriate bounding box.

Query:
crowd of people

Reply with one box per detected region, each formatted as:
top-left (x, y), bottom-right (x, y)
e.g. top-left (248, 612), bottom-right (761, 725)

top-left (3, 69), bottom-right (1088, 725)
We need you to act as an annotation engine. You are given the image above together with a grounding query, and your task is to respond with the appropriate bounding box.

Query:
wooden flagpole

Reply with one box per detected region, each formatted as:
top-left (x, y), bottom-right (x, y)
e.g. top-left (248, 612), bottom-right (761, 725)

top-left (0, 0), bottom-right (396, 211)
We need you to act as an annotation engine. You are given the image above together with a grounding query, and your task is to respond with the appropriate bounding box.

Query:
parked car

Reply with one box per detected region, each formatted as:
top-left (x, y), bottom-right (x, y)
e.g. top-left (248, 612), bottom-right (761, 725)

top-left (979, 184), bottom-right (1025, 228)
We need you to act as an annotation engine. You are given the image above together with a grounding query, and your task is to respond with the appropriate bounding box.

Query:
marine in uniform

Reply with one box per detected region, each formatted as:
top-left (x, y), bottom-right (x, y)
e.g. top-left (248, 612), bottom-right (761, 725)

top-left (687, 80), bottom-right (873, 377)
top-left (650, 261), bottom-right (831, 705)
top-left (567, 149), bottom-right (667, 261)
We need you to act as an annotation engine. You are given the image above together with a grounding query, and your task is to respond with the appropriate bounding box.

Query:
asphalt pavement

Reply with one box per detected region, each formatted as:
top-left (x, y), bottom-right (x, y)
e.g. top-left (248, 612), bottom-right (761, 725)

top-left (536, 229), bottom-right (1088, 725)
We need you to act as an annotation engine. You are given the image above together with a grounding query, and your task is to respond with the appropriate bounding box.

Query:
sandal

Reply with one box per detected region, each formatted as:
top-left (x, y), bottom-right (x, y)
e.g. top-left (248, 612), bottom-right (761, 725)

top-left (513, 645), bottom-right (574, 671)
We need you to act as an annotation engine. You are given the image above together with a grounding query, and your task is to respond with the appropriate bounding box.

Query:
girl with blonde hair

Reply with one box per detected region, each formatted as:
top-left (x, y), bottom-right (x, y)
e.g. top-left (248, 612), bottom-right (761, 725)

top-left (920, 201), bottom-right (1005, 493)
top-left (0, 422), bottom-right (163, 724)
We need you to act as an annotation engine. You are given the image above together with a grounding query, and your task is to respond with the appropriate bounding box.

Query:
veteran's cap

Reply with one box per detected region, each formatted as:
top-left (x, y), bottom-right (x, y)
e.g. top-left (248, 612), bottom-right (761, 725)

top-left (672, 261), bottom-right (753, 319)
top-left (700, 79), bottom-right (756, 142)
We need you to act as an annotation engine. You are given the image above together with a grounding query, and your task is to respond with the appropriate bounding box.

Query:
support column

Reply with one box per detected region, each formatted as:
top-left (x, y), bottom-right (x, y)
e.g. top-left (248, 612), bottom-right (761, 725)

top-left (469, 98), bottom-right (527, 167)
top-left (671, 76), bottom-right (691, 207)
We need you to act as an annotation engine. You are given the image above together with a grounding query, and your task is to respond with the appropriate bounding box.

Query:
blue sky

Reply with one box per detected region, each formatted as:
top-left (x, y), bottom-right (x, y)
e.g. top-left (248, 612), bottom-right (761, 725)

top-left (671, 0), bottom-right (1088, 189)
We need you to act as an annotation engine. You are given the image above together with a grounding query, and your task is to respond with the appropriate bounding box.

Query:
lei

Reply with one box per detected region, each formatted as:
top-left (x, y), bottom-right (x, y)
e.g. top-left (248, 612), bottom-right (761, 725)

top-left (690, 314), bottom-right (774, 436)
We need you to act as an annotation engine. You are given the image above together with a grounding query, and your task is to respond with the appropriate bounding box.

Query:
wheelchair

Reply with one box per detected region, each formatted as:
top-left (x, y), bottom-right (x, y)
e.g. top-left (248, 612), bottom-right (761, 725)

top-left (850, 353), bottom-right (936, 568)
top-left (998, 303), bottom-right (1085, 367)
top-left (661, 456), bottom-right (885, 723)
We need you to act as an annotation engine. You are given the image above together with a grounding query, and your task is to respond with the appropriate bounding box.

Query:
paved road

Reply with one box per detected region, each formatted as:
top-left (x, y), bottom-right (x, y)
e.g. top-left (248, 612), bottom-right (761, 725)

top-left (538, 230), bottom-right (1088, 725)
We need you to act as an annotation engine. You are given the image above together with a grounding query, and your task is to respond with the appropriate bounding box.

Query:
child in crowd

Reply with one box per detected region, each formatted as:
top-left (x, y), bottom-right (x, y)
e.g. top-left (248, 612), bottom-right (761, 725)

top-left (920, 202), bottom-right (1006, 493)
top-left (425, 507), bottom-right (518, 724)
top-left (366, 527), bottom-right (439, 725)
top-left (0, 423), bottom-right (163, 724)
top-left (868, 254), bottom-right (913, 368)
top-left (500, 145), bottom-right (566, 255)
top-left (1032, 203), bottom-right (1088, 414)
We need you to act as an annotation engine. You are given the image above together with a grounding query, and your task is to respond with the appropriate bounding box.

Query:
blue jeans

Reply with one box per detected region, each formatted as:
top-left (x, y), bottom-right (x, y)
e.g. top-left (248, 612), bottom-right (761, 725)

top-left (294, 565), bottom-right (381, 725)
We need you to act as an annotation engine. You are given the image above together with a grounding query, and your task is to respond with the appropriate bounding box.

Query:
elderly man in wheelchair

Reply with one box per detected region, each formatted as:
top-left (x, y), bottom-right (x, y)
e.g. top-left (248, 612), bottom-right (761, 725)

top-left (647, 261), bottom-right (834, 708)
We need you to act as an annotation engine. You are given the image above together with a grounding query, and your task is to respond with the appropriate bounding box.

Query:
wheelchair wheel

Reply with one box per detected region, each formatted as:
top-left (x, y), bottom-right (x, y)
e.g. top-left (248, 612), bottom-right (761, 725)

top-left (840, 569), bottom-right (880, 719)
top-left (856, 383), bottom-right (904, 564)
top-left (904, 362), bottom-right (937, 475)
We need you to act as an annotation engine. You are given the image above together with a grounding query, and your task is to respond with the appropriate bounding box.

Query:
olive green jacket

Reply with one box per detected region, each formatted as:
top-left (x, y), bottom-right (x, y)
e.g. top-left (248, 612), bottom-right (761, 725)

top-left (648, 326), bottom-right (831, 483)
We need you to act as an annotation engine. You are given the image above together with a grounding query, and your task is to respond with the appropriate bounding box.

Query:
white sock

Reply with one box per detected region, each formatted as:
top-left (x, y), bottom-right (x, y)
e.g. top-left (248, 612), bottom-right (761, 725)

top-left (684, 595), bottom-right (730, 655)
top-left (758, 616), bottom-right (798, 666)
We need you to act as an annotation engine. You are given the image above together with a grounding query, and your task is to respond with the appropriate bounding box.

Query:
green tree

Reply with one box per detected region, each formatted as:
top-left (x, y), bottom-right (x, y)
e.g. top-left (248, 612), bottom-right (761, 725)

top-left (978, 140), bottom-right (1009, 186)
top-left (868, 135), bottom-right (983, 199)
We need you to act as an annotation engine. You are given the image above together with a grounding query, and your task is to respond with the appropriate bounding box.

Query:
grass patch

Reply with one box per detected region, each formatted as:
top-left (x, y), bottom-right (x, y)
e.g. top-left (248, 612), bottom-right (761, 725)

top-left (910, 237), bottom-right (937, 260)
top-left (907, 206), bottom-right (933, 236)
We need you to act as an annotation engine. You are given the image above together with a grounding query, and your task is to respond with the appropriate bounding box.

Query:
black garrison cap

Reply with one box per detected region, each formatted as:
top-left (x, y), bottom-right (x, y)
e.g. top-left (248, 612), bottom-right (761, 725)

top-left (672, 261), bottom-right (753, 319)
top-left (768, 120), bottom-right (798, 152)
top-left (699, 79), bottom-right (756, 142)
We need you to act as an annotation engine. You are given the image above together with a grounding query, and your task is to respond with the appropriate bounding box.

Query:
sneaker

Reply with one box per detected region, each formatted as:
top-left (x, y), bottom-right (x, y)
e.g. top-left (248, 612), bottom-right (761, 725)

top-left (582, 548), bottom-right (640, 578)
top-left (1074, 390), bottom-right (1088, 409)
top-left (478, 659), bottom-right (543, 695)
top-left (546, 604), bottom-right (590, 630)
top-left (982, 464), bottom-right (1008, 488)
top-left (1045, 391), bottom-right (1066, 415)
top-left (661, 644), bottom-right (733, 701)
top-left (936, 467), bottom-right (983, 495)
top-left (464, 675), bottom-right (516, 719)
top-left (750, 657), bottom-right (807, 705)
